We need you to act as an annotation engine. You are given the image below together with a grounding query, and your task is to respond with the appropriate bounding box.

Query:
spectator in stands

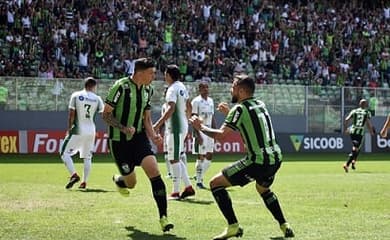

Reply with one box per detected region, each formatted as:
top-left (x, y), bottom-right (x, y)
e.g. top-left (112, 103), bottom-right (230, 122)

top-left (0, 0), bottom-right (387, 88)
top-left (0, 83), bottom-right (8, 110)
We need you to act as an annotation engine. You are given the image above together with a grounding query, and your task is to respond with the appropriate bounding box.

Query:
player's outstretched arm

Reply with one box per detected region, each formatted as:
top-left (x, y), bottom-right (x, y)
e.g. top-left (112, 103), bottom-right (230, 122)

top-left (380, 115), bottom-right (390, 138)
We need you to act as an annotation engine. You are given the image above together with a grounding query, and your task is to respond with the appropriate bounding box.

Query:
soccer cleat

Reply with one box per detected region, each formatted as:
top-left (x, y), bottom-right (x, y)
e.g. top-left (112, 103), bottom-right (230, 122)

top-left (280, 222), bottom-right (295, 238)
top-left (159, 216), bottom-right (174, 232)
top-left (168, 192), bottom-right (180, 200)
top-left (212, 223), bottom-right (243, 240)
top-left (343, 164), bottom-right (349, 173)
top-left (180, 186), bottom-right (195, 199)
top-left (65, 173), bottom-right (80, 189)
top-left (351, 160), bottom-right (356, 170)
top-left (196, 182), bottom-right (207, 189)
top-left (112, 175), bottom-right (130, 197)
top-left (78, 182), bottom-right (87, 189)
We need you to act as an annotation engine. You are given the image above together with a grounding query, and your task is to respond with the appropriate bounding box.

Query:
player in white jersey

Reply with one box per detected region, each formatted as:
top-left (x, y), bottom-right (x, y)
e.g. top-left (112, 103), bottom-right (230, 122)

top-left (191, 82), bottom-right (216, 189)
top-left (160, 87), bottom-right (172, 178)
top-left (60, 77), bottom-right (104, 189)
top-left (154, 65), bottom-right (195, 200)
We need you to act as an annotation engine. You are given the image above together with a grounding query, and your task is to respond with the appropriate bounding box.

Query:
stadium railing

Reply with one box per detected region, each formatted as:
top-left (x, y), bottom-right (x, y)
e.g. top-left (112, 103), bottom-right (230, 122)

top-left (0, 77), bottom-right (389, 133)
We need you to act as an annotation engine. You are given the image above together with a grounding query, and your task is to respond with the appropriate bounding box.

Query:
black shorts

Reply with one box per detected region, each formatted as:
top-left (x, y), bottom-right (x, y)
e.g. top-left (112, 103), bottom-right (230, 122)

top-left (350, 133), bottom-right (363, 149)
top-left (222, 157), bottom-right (281, 188)
top-left (109, 132), bottom-right (154, 175)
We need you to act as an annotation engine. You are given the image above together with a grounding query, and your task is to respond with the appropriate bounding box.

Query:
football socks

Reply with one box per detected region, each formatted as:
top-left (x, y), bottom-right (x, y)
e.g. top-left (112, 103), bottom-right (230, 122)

top-left (211, 186), bottom-right (238, 225)
top-left (261, 190), bottom-right (286, 225)
top-left (150, 175), bottom-right (167, 218)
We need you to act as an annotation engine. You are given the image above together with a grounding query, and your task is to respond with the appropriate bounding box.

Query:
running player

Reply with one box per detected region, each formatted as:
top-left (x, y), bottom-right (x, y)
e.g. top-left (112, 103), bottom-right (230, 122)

top-left (343, 99), bottom-right (375, 172)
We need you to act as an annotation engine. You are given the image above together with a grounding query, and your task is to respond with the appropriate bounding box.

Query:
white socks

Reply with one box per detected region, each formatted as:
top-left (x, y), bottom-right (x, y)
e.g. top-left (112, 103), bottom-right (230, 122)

top-left (202, 159), bottom-right (211, 177)
top-left (195, 159), bottom-right (203, 183)
top-left (195, 159), bottom-right (212, 184)
top-left (83, 158), bottom-right (91, 183)
top-left (180, 161), bottom-right (191, 187)
top-left (164, 153), bottom-right (171, 176)
top-left (61, 153), bottom-right (76, 175)
top-left (171, 162), bottom-right (181, 193)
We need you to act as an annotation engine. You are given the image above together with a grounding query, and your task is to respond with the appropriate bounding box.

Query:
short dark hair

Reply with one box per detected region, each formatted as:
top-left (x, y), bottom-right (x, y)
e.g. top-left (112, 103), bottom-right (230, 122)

top-left (134, 58), bottom-right (155, 73)
top-left (165, 64), bottom-right (181, 81)
top-left (84, 77), bottom-right (97, 88)
top-left (234, 74), bottom-right (255, 95)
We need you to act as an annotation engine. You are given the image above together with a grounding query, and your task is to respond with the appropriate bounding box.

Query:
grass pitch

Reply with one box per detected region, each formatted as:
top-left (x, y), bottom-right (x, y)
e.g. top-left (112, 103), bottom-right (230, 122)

top-left (0, 153), bottom-right (389, 240)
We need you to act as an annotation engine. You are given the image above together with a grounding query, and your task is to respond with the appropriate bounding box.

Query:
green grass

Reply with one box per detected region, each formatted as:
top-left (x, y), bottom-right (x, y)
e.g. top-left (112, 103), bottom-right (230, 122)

top-left (0, 153), bottom-right (389, 240)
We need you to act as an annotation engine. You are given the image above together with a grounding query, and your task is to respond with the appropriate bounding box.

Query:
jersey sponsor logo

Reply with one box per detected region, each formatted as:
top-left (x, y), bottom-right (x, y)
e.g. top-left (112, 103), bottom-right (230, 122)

top-left (290, 135), bottom-right (344, 151)
top-left (78, 96), bottom-right (85, 101)
top-left (376, 135), bottom-right (390, 149)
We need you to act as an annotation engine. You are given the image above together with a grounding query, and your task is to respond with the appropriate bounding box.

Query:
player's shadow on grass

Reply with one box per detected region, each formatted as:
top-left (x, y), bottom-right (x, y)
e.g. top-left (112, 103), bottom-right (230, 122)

top-left (125, 226), bottom-right (187, 240)
top-left (269, 237), bottom-right (284, 240)
top-left (76, 188), bottom-right (115, 193)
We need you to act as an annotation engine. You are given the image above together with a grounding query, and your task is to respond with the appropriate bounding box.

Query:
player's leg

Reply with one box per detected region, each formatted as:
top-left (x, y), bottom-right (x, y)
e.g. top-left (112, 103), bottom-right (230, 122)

top-left (60, 134), bottom-right (80, 189)
top-left (177, 134), bottom-right (194, 199)
top-left (344, 135), bottom-right (362, 172)
top-left (78, 135), bottom-right (95, 188)
top-left (141, 154), bottom-right (173, 232)
top-left (109, 140), bottom-right (136, 196)
top-left (193, 136), bottom-right (203, 182)
top-left (255, 163), bottom-right (294, 238)
top-left (210, 159), bottom-right (255, 239)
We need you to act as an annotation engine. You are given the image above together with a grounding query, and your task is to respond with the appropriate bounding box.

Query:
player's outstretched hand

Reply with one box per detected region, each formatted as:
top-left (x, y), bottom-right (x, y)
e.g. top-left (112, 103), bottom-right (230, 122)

top-left (217, 102), bottom-right (230, 116)
top-left (189, 115), bottom-right (202, 131)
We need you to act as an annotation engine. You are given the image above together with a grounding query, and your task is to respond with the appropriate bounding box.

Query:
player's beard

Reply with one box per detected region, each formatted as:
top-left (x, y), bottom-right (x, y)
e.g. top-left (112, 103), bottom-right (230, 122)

top-left (231, 95), bottom-right (238, 103)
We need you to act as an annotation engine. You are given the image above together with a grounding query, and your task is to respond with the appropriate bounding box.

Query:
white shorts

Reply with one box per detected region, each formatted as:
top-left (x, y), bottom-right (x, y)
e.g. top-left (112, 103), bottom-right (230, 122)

top-left (60, 134), bottom-right (95, 159)
top-left (192, 132), bottom-right (214, 155)
top-left (166, 132), bottom-right (185, 161)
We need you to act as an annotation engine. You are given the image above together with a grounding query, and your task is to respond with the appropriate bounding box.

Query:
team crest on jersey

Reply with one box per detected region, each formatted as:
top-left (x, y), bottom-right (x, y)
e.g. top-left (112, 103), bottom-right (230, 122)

top-left (179, 90), bottom-right (184, 96)
top-left (79, 96), bottom-right (84, 101)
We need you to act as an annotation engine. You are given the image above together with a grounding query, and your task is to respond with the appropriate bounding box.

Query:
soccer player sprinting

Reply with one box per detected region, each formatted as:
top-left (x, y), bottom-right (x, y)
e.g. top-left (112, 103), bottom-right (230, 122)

top-left (190, 75), bottom-right (294, 239)
top-left (343, 99), bottom-right (375, 172)
top-left (154, 64), bottom-right (195, 200)
top-left (191, 81), bottom-right (216, 189)
top-left (102, 58), bottom-right (173, 232)
top-left (60, 77), bottom-right (104, 189)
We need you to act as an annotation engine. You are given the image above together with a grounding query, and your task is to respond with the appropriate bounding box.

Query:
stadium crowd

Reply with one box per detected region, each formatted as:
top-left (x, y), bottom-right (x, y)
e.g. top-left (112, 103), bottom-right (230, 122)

top-left (0, 0), bottom-right (389, 88)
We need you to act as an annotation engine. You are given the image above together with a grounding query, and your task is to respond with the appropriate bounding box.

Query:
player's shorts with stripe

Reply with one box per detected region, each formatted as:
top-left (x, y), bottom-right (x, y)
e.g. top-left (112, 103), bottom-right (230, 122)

top-left (222, 156), bottom-right (281, 187)
top-left (166, 132), bottom-right (186, 161)
top-left (60, 134), bottom-right (95, 159)
top-left (109, 131), bottom-right (154, 175)
top-left (192, 132), bottom-right (215, 155)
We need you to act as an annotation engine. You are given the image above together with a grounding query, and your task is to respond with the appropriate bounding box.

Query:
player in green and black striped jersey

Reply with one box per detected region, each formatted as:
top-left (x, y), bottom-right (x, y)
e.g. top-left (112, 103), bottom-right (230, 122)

top-left (102, 58), bottom-right (173, 233)
top-left (343, 99), bottom-right (375, 172)
top-left (190, 75), bottom-right (294, 240)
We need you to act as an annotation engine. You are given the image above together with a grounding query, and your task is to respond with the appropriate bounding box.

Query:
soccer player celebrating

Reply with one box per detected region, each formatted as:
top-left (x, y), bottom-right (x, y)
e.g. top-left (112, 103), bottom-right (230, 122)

top-left (154, 64), bottom-right (195, 200)
top-left (102, 58), bottom-right (173, 232)
top-left (191, 81), bottom-right (216, 189)
top-left (190, 75), bottom-right (294, 239)
top-left (343, 99), bottom-right (375, 172)
top-left (61, 77), bottom-right (104, 189)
